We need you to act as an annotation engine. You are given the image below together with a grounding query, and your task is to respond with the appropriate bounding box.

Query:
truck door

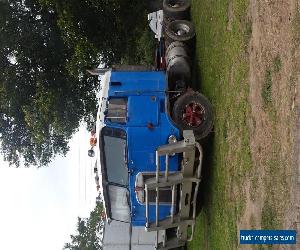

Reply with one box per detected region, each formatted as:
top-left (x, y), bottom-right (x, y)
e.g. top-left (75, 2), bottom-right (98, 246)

top-left (127, 95), bottom-right (159, 127)
top-left (108, 72), bottom-right (164, 127)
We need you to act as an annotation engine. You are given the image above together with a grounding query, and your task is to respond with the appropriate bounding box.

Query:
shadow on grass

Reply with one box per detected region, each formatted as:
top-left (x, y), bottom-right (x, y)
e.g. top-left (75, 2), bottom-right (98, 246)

top-left (191, 47), bottom-right (216, 217)
top-left (195, 132), bottom-right (215, 216)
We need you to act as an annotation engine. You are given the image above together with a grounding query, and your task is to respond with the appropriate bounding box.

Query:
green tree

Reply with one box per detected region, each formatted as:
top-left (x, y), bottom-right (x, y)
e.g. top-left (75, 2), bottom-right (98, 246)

top-left (38, 0), bottom-right (149, 67)
top-left (0, 0), bottom-right (153, 167)
top-left (0, 0), bottom-right (98, 166)
top-left (64, 203), bottom-right (104, 250)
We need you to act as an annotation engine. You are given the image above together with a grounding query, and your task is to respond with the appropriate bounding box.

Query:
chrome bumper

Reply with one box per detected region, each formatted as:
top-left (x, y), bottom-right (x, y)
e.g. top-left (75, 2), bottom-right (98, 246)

top-left (144, 130), bottom-right (203, 249)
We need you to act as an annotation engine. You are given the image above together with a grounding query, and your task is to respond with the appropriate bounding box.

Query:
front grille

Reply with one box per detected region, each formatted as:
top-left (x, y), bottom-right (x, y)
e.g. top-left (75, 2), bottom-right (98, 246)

top-left (148, 189), bottom-right (173, 203)
top-left (135, 173), bottom-right (175, 204)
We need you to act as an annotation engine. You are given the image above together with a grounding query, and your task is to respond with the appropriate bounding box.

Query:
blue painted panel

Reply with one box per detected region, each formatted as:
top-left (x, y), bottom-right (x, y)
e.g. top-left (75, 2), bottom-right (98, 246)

top-left (103, 71), bottom-right (182, 226)
top-left (109, 71), bottom-right (166, 98)
top-left (127, 96), bottom-right (159, 126)
top-left (126, 115), bottom-right (181, 226)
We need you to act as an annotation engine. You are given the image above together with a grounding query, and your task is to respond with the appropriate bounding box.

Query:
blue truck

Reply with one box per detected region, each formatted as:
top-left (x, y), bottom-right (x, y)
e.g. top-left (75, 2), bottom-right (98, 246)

top-left (90, 1), bottom-right (213, 249)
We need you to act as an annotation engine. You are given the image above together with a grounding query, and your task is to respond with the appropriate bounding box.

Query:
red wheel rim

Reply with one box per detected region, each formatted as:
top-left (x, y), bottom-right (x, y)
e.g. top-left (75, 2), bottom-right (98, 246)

top-left (182, 102), bottom-right (205, 127)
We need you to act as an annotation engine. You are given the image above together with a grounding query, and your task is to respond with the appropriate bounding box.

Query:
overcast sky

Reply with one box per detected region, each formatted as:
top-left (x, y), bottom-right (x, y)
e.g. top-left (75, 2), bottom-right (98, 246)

top-left (0, 126), bottom-right (98, 250)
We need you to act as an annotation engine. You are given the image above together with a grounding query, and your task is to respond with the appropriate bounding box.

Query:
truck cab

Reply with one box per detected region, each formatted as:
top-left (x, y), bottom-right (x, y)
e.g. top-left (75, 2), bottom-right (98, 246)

top-left (95, 67), bottom-right (211, 249)
top-left (96, 70), bottom-right (181, 226)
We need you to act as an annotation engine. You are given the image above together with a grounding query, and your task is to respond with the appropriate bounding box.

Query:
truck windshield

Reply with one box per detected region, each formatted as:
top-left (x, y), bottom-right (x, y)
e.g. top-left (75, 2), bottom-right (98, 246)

top-left (101, 127), bottom-right (128, 186)
top-left (108, 185), bottom-right (130, 222)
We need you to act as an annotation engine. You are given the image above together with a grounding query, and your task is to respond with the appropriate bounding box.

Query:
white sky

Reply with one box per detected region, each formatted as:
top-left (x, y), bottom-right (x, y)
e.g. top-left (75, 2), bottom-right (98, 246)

top-left (0, 126), bottom-right (98, 250)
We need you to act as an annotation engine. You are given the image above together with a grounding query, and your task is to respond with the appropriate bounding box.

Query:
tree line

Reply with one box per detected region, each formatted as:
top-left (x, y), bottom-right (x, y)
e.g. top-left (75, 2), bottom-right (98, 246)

top-left (0, 0), bottom-right (154, 167)
top-left (63, 203), bottom-right (105, 250)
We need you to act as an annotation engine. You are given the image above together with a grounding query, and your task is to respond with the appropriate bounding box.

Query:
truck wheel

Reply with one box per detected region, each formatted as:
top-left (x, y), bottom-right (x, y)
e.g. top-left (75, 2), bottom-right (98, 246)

top-left (165, 20), bottom-right (195, 42)
top-left (163, 0), bottom-right (191, 19)
top-left (173, 92), bottom-right (213, 140)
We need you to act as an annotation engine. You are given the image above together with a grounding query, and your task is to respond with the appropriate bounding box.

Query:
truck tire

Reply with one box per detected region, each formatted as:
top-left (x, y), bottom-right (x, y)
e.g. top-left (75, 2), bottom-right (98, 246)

top-left (173, 92), bottom-right (213, 140)
top-left (165, 20), bottom-right (195, 42)
top-left (163, 0), bottom-right (191, 19)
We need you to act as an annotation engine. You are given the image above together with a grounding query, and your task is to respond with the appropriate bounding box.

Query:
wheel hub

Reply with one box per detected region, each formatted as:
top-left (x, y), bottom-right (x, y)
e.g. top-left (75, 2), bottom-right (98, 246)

top-left (176, 29), bottom-right (186, 36)
top-left (175, 25), bottom-right (190, 36)
top-left (182, 102), bottom-right (205, 127)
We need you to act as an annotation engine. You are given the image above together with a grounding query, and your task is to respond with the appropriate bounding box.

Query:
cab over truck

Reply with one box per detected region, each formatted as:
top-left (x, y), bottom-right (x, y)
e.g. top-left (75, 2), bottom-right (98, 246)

top-left (92, 1), bottom-right (213, 249)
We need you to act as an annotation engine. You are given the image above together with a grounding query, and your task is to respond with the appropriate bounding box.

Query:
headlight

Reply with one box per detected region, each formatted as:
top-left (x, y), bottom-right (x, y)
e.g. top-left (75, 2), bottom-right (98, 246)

top-left (168, 135), bottom-right (177, 144)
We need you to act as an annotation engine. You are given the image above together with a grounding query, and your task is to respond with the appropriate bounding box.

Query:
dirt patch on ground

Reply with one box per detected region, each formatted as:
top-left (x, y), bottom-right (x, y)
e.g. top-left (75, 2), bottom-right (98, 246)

top-left (238, 0), bottom-right (300, 247)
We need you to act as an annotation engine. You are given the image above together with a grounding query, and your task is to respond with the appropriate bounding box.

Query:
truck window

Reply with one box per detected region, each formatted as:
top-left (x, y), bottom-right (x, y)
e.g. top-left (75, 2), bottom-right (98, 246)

top-left (108, 185), bottom-right (130, 222)
top-left (102, 128), bottom-right (128, 186)
top-left (106, 98), bottom-right (127, 123)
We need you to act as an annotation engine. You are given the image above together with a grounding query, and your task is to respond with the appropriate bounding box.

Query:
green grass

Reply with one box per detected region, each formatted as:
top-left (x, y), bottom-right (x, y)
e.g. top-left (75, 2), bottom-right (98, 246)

top-left (249, 213), bottom-right (256, 229)
top-left (261, 129), bottom-right (289, 232)
top-left (261, 192), bottom-right (281, 230)
top-left (250, 174), bottom-right (258, 202)
top-left (189, 0), bottom-right (251, 249)
top-left (273, 55), bottom-right (282, 73)
top-left (261, 55), bottom-right (282, 109)
top-left (262, 55), bottom-right (285, 120)
top-left (262, 68), bottom-right (273, 108)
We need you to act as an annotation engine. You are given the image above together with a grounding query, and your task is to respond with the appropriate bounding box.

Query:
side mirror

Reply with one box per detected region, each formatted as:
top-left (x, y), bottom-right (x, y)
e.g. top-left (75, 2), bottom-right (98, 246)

top-left (88, 149), bottom-right (95, 157)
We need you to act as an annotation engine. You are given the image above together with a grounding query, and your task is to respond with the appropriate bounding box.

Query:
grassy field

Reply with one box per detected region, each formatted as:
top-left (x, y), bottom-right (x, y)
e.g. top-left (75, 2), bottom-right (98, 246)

top-left (188, 0), bottom-right (252, 249)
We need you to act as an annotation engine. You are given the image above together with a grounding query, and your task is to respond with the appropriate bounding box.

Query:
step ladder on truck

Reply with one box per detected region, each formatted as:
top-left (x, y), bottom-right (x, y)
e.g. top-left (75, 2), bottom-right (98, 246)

top-left (90, 1), bottom-right (213, 249)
